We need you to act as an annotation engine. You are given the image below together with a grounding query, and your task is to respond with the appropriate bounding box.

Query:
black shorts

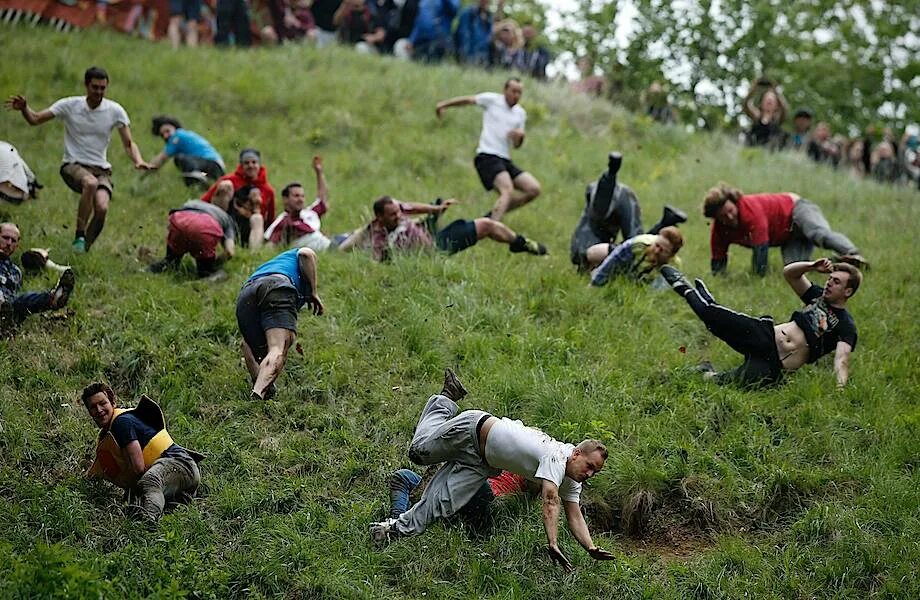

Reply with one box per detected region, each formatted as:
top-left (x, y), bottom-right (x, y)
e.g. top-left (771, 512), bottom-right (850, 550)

top-left (435, 219), bottom-right (479, 254)
top-left (235, 274), bottom-right (300, 362)
top-left (474, 153), bottom-right (523, 191)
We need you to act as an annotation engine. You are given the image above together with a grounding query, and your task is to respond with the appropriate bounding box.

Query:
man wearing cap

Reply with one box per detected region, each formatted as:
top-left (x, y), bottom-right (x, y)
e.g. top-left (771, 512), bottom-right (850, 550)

top-left (201, 147), bottom-right (276, 225)
top-left (236, 247), bottom-right (324, 400)
top-left (83, 382), bottom-right (203, 525)
top-left (6, 66), bottom-right (150, 252)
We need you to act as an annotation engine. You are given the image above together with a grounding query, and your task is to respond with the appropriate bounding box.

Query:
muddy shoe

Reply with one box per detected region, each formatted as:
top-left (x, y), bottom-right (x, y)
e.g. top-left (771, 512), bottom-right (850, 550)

top-left (441, 367), bottom-right (468, 401)
top-left (50, 268), bottom-right (75, 309)
top-left (835, 253), bottom-right (870, 272)
top-left (660, 265), bottom-right (691, 296)
top-left (510, 235), bottom-right (547, 255)
top-left (694, 278), bottom-right (715, 304)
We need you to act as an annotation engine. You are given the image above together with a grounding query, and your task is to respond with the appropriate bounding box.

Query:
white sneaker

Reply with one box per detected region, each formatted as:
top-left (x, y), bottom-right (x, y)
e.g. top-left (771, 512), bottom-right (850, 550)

top-left (369, 518), bottom-right (399, 544)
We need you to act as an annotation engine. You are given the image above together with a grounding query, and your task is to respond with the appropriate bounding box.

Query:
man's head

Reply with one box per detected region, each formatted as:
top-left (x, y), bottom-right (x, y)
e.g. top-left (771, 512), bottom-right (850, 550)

top-left (83, 66), bottom-right (109, 105)
top-left (82, 382), bottom-right (117, 430)
top-left (503, 78), bottom-right (523, 107)
top-left (814, 121), bottom-right (831, 142)
top-left (282, 182), bottom-right (306, 215)
top-left (824, 263), bottom-right (861, 305)
top-left (151, 115), bottom-right (182, 140)
top-left (793, 108), bottom-right (813, 133)
top-left (649, 226), bottom-right (683, 266)
top-left (373, 196), bottom-right (402, 232)
top-left (0, 223), bottom-right (21, 259)
top-left (702, 183), bottom-right (743, 227)
top-left (233, 185), bottom-right (262, 218)
top-left (566, 439), bottom-right (608, 483)
top-left (238, 148), bottom-right (262, 180)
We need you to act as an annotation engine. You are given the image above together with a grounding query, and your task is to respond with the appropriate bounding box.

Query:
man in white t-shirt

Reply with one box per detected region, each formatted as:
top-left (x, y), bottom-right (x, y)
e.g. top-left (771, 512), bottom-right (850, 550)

top-left (435, 78), bottom-right (541, 221)
top-left (264, 156), bottom-right (333, 252)
top-left (370, 368), bottom-right (615, 573)
top-left (6, 66), bottom-right (150, 252)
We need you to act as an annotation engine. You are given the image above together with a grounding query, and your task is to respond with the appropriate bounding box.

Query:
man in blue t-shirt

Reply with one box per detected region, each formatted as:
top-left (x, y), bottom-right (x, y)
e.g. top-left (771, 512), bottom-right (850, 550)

top-left (148, 116), bottom-right (225, 186)
top-left (83, 382), bottom-right (202, 525)
top-left (236, 248), bottom-right (324, 400)
top-left (660, 258), bottom-right (860, 388)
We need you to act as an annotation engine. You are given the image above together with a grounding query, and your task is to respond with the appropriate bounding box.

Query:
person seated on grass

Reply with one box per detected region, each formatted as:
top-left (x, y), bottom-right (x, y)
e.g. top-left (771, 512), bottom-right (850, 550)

top-left (588, 226), bottom-right (683, 287)
top-left (147, 116), bottom-right (226, 187)
top-left (660, 258), bottom-right (860, 388)
top-left (264, 156), bottom-right (333, 252)
top-left (387, 466), bottom-right (534, 535)
top-left (148, 197), bottom-right (237, 278)
top-left (201, 147), bottom-right (276, 226)
top-left (0, 222), bottom-right (74, 330)
top-left (236, 247), bottom-right (324, 401)
top-left (370, 368), bottom-right (615, 574)
top-left (338, 196), bottom-right (546, 261)
top-left (83, 382), bottom-right (204, 527)
top-left (0, 140), bottom-right (41, 204)
top-left (704, 183), bottom-right (868, 276)
top-left (223, 185), bottom-right (265, 249)
top-left (571, 151), bottom-right (686, 270)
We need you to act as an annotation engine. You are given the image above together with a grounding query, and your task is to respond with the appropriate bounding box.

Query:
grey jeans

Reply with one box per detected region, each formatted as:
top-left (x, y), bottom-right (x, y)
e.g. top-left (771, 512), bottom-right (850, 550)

top-left (396, 395), bottom-right (499, 535)
top-left (128, 453), bottom-right (201, 523)
top-left (782, 199), bottom-right (858, 264)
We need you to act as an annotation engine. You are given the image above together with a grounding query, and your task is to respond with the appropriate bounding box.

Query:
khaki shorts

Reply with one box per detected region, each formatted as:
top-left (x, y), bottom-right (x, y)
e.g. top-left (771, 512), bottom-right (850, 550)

top-left (60, 163), bottom-right (113, 196)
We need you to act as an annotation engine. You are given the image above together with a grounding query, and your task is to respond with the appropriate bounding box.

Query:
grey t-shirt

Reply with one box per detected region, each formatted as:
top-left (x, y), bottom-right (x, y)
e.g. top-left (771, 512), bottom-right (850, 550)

top-left (176, 199), bottom-right (237, 241)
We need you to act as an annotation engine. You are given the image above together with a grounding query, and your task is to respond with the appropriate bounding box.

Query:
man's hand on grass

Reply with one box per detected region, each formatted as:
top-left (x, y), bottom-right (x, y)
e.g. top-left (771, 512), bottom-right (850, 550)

top-left (547, 545), bottom-right (573, 573)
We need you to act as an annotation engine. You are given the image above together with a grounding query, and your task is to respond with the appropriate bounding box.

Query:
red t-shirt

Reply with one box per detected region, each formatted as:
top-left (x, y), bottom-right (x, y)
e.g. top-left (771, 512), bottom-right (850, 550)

top-left (710, 193), bottom-right (795, 260)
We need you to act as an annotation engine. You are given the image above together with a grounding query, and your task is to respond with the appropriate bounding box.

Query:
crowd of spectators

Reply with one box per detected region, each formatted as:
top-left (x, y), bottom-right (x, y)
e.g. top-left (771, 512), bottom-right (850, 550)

top-left (741, 78), bottom-right (920, 190)
top-left (0, 0), bottom-right (551, 78)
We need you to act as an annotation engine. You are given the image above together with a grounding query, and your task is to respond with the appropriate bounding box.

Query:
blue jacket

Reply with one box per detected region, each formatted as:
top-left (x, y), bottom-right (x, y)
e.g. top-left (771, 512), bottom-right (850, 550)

top-left (454, 6), bottom-right (492, 63)
top-left (409, 0), bottom-right (459, 44)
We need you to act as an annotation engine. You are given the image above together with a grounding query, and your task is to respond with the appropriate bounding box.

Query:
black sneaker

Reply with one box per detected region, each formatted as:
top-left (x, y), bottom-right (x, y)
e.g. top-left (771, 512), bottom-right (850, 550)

top-left (607, 151), bottom-right (623, 176)
top-left (510, 235), bottom-right (547, 255)
top-left (660, 265), bottom-right (692, 295)
top-left (694, 278), bottom-right (715, 304)
top-left (50, 268), bottom-right (75, 309)
top-left (661, 204), bottom-right (688, 227)
top-left (441, 367), bottom-right (468, 401)
top-left (149, 257), bottom-right (178, 273)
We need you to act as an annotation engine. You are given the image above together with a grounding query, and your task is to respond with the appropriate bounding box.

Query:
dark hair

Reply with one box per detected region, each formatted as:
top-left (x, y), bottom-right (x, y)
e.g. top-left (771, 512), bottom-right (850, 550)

top-left (151, 115), bottom-right (182, 137)
top-left (504, 77), bottom-right (522, 89)
top-left (234, 185), bottom-right (258, 206)
top-left (373, 195), bottom-right (395, 216)
top-left (831, 262), bottom-right (862, 296)
top-left (703, 183), bottom-right (743, 218)
top-left (794, 108), bottom-right (813, 119)
top-left (81, 382), bottom-right (115, 407)
top-left (281, 182), bottom-right (304, 198)
top-left (84, 66), bottom-right (109, 85)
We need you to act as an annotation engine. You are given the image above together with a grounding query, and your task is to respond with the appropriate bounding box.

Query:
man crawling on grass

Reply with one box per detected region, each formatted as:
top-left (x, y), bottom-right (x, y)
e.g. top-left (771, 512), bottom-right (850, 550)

top-left (370, 368), bottom-right (615, 573)
top-left (660, 258), bottom-right (860, 388)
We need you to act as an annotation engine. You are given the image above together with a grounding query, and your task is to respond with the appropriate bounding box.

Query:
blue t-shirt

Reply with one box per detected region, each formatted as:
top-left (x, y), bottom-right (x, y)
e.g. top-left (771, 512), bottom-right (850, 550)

top-left (109, 412), bottom-right (186, 458)
top-left (247, 248), bottom-right (310, 303)
top-left (163, 129), bottom-right (223, 165)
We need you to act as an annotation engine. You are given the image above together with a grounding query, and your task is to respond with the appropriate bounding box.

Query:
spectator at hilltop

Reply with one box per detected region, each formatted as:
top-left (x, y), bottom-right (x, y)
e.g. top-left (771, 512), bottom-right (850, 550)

top-left (871, 141), bottom-right (900, 184)
top-left (512, 24), bottom-right (550, 80)
top-left (455, 0), bottom-right (496, 66)
top-left (311, 0), bottom-right (343, 48)
top-left (215, 0), bottom-right (251, 46)
top-left (844, 139), bottom-right (866, 180)
top-left (489, 18), bottom-right (521, 70)
top-left (406, 0), bottom-right (459, 63)
top-left (260, 0), bottom-right (316, 44)
top-left (643, 81), bottom-right (676, 125)
top-left (373, 0), bottom-right (419, 57)
top-left (790, 108), bottom-right (813, 151)
top-left (571, 56), bottom-right (605, 98)
top-left (807, 122), bottom-right (841, 167)
top-left (334, 0), bottom-right (383, 53)
top-left (742, 77), bottom-right (788, 149)
top-left (167, 0), bottom-right (201, 48)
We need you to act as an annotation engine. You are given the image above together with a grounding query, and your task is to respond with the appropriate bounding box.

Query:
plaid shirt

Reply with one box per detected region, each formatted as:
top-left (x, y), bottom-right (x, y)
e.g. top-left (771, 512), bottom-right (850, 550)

top-left (0, 256), bottom-right (23, 303)
top-left (359, 203), bottom-right (433, 261)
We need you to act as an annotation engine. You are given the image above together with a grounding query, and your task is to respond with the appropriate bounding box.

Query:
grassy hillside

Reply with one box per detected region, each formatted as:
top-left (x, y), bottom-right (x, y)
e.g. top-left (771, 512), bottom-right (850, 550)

top-left (1, 26), bottom-right (918, 599)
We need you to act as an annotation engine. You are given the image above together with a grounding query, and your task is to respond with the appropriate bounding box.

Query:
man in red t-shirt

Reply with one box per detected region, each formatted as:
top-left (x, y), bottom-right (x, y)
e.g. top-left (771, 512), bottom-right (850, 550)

top-left (201, 147), bottom-right (276, 225)
top-left (703, 183), bottom-right (867, 276)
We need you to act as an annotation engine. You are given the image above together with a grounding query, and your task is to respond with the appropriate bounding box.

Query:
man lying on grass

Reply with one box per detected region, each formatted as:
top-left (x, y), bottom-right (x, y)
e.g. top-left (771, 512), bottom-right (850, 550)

top-left (660, 258), bottom-right (860, 388)
top-left (338, 196), bottom-right (546, 261)
top-left (370, 368), bottom-right (615, 573)
top-left (83, 382), bottom-right (203, 526)
top-left (236, 247), bottom-right (324, 401)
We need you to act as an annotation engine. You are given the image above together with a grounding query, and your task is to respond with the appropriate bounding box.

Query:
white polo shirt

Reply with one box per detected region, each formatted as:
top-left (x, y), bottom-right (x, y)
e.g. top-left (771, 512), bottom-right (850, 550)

top-left (475, 92), bottom-right (526, 160)
top-left (484, 417), bottom-right (582, 503)
top-left (49, 96), bottom-right (130, 169)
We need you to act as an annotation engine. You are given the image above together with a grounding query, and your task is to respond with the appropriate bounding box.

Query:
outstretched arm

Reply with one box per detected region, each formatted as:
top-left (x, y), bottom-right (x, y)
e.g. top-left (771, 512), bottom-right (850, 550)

top-left (435, 96), bottom-right (477, 119)
top-left (117, 125), bottom-right (150, 169)
top-left (337, 225), bottom-right (369, 252)
top-left (742, 82), bottom-right (761, 120)
top-left (313, 156), bottom-right (328, 206)
top-left (148, 150), bottom-right (170, 170)
top-left (541, 480), bottom-right (573, 573)
top-left (297, 247), bottom-right (324, 315)
top-left (402, 199), bottom-right (457, 214)
top-left (783, 258), bottom-right (831, 296)
top-left (834, 341), bottom-right (852, 387)
top-left (564, 500), bottom-right (615, 560)
top-left (5, 95), bottom-right (55, 125)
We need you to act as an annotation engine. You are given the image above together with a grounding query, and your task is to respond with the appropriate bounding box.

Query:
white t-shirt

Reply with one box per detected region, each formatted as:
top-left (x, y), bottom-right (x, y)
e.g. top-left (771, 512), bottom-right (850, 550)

top-left (0, 141), bottom-right (33, 195)
top-left (49, 96), bottom-right (130, 169)
top-left (475, 92), bottom-right (526, 160)
top-left (484, 417), bottom-right (582, 503)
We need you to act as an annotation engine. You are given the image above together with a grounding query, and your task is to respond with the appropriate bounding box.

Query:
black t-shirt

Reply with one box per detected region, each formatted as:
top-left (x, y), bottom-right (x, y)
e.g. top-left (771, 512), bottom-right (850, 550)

top-left (109, 413), bottom-right (187, 458)
top-left (791, 284), bottom-right (857, 363)
top-left (312, 0), bottom-right (342, 32)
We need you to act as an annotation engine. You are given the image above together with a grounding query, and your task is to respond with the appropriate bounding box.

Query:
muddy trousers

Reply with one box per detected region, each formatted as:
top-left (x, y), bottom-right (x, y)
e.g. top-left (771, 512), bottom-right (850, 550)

top-left (395, 395), bottom-right (498, 536)
top-left (781, 199), bottom-right (859, 264)
top-left (128, 454), bottom-right (201, 523)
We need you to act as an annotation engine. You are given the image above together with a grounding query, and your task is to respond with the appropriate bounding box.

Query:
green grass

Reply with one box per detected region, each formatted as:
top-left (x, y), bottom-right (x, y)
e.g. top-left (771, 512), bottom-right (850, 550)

top-left (1, 25), bottom-right (919, 599)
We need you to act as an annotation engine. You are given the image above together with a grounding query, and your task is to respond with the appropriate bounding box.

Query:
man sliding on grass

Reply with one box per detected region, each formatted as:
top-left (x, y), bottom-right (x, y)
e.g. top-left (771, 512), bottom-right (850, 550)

top-left (338, 196), bottom-right (546, 261)
top-left (660, 258), bottom-right (860, 388)
top-left (370, 369), bottom-right (615, 573)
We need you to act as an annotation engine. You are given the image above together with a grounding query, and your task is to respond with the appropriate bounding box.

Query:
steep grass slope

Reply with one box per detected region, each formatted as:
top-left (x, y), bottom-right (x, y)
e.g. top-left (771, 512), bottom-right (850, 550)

top-left (1, 26), bottom-right (918, 598)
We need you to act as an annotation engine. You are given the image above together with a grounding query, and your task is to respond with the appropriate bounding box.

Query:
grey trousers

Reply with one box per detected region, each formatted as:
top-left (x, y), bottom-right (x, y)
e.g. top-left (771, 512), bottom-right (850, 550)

top-left (128, 453), bottom-right (201, 523)
top-left (396, 395), bottom-right (499, 535)
top-left (782, 199), bottom-right (858, 264)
